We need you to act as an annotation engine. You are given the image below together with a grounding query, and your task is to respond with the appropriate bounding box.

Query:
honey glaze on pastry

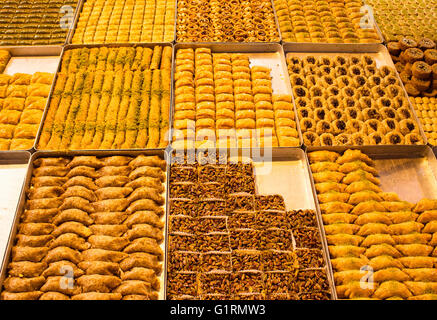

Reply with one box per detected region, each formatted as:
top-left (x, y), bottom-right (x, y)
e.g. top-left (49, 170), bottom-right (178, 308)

top-left (316, 120), bottom-right (332, 135)
top-left (369, 132), bottom-right (386, 145)
top-left (307, 147), bottom-right (437, 299)
top-left (347, 120), bottom-right (366, 134)
top-left (314, 108), bottom-right (330, 122)
top-left (382, 119), bottom-right (400, 133)
top-left (386, 131), bottom-right (405, 145)
top-left (288, 54), bottom-right (423, 146)
top-left (332, 120), bottom-right (347, 135)
top-left (335, 133), bottom-right (352, 146)
top-left (349, 133), bottom-right (368, 146)
top-left (345, 107), bottom-right (363, 121)
top-left (405, 133), bottom-right (424, 145)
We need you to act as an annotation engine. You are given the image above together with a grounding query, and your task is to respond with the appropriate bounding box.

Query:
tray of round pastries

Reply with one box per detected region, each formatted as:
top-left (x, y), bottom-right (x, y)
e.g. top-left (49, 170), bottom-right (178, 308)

top-left (69, 0), bottom-right (176, 44)
top-left (307, 147), bottom-right (437, 300)
top-left (35, 43), bottom-right (173, 151)
top-left (284, 44), bottom-right (428, 151)
top-left (166, 148), bottom-right (336, 300)
top-left (0, 47), bottom-right (61, 152)
top-left (272, 0), bottom-right (384, 52)
top-left (171, 43), bottom-right (302, 150)
top-left (0, 150), bottom-right (169, 300)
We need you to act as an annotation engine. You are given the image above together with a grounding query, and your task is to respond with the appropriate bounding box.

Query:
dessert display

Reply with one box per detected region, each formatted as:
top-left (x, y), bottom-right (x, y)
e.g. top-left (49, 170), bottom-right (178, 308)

top-left (72, 0), bottom-right (176, 44)
top-left (0, 72), bottom-right (54, 150)
top-left (411, 97), bottom-right (437, 145)
top-left (309, 149), bottom-right (437, 300)
top-left (38, 46), bottom-right (172, 150)
top-left (173, 47), bottom-right (300, 149)
top-left (273, 0), bottom-right (380, 43)
top-left (366, 0), bottom-right (437, 43)
top-left (0, 51), bottom-right (11, 74)
top-left (286, 53), bottom-right (424, 146)
top-left (176, 0), bottom-right (279, 42)
top-left (0, 154), bottom-right (167, 300)
top-left (0, 0), bottom-right (77, 46)
top-left (388, 38), bottom-right (437, 97)
top-left (167, 157), bottom-right (332, 300)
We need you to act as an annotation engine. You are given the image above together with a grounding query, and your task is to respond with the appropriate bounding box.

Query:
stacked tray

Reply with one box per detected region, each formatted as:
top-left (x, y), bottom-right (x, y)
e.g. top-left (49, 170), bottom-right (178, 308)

top-left (0, 47), bottom-right (61, 152)
top-left (35, 44), bottom-right (173, 151)
top-left (0, 0), bottom-right (437, 301)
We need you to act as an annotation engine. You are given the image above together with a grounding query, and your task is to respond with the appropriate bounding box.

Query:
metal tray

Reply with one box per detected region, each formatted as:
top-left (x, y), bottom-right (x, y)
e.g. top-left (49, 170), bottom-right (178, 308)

top-left (166, 148), bottom-right (337, 300)
top-left (0, 0), bottom-right (81, 49)
top-left (68, 0), bottom-right (177, 44)
top-left (305, 145), bottom-right (437, 299)
top-left (0, 151), bottom-right (31, 268)
top-left (0, 46), bottom-right (62, 154)
top-left (63, 0), bottom-right (84, 46)
top-left (175, 0), bottom-right (281, 44)
top-left (171, 43), bottom-right (303, 150)
top-left (0, 149), bottom-right (170, 300)
top-left (274, 1), bottom-right (384, 52)
top-left (307, 145), bottom-right (437, 201)
top-left (284, 44), bottom-right (428, 152)
top-left (34, 42), bottom-right (174, 153)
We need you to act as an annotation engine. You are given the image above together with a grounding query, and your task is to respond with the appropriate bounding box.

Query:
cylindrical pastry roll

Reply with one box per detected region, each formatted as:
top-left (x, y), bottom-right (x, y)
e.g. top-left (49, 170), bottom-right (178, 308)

top-left (358, 97), bottom-right (374, 110)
